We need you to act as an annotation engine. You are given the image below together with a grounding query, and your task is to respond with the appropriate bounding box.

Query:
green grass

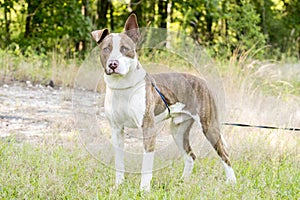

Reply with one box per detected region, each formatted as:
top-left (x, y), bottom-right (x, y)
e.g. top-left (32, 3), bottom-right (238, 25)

top-left (0, 136), bottom-right (299, 199)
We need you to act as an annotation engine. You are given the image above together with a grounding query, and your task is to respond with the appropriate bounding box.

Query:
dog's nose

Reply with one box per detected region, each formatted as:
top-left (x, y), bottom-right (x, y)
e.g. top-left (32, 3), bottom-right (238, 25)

top-left (108, 60), bottom-right (119, 70)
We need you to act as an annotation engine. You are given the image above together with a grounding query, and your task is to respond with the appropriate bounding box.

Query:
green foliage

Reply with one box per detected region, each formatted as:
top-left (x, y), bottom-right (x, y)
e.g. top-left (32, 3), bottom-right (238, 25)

top-left (0, 0), bottom-right (300, 60)
top-left (0, 0), bottom-right (92, 56)
top-left (223, 0), bottom-right (266, 58)
top-left (253, 0), bottom-right (300, 59)
top-left (177, 0), bottom-right (267, 59)
top-left (23, 0), bottom-right (92, 55)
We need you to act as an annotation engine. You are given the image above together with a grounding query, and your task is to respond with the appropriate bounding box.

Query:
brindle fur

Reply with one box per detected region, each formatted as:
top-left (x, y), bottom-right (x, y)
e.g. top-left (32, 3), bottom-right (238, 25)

top-left (143, 73), bottom-right (231, 166)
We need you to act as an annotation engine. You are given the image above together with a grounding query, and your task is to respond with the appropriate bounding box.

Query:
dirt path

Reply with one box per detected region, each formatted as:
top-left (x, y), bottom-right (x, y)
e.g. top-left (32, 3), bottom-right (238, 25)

top-left (0, 82), bottom-right (76, 142)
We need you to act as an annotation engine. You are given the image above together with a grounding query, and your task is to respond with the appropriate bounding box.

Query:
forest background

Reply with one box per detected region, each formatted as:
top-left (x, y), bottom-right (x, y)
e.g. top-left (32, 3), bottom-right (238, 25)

top-left (1, 0), bottom-right (299, 61)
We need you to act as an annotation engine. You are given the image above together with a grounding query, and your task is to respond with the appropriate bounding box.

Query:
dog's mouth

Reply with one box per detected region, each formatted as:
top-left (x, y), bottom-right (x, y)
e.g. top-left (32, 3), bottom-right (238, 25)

top-left (105, 69), bottom-right (122, 76)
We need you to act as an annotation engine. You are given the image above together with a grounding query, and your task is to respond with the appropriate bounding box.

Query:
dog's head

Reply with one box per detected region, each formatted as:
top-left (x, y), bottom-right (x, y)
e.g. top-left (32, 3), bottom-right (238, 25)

top-left (91, 14), bottom-right (140, 76)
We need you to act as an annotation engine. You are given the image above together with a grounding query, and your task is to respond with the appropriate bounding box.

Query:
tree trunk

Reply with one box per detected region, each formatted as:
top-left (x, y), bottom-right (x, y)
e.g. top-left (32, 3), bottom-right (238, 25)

top-left (97, 0), bottom-right (109, 28)
top-left (24, 0), bottom-right (39, 38)
top-left (157, 0), bottom-right (168, 47)
top-left (204, 2), bottom-right (213, 44)
top-left (158, 0), bottom-right (168, 28)
top-left (25, 0), bottom-right (31, 38)
top-left (80, 0), bottom-right (89, 52)
top-left (4, 0), bottom-right (11, 44)
top-left (109, 1), bottom-right (114, 31)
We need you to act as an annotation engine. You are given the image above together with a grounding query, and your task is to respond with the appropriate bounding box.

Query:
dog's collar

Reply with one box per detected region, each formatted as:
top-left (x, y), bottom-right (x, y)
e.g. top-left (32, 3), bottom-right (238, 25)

top-left (106, 77), bottom-right (145, 90)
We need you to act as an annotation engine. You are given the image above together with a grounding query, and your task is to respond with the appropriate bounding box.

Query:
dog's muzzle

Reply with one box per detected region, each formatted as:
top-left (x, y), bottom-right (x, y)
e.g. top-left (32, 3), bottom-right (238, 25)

top-left (108, 60), bottom-right (119, 70)
top-left (106, 60), bottom-right (120, 75)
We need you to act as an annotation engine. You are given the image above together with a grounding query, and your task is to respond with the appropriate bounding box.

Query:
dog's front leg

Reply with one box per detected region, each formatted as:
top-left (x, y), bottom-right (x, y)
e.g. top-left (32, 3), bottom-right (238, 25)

top-left (111, 127), bottom-right (125, 186)
top-left (140, 127), bottom-right (156, 191)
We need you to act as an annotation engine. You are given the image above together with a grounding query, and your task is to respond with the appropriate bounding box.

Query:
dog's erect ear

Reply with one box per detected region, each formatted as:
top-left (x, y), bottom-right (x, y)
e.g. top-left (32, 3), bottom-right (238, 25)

top-left (124, 14), bottom-right (140, 43)
top-left (91, 28), bottom-right (110, 44)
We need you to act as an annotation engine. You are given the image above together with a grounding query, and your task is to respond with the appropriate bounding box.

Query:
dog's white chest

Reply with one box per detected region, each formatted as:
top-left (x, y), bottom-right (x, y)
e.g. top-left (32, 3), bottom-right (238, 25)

top-left (105, 80), bottom-right (146, 128)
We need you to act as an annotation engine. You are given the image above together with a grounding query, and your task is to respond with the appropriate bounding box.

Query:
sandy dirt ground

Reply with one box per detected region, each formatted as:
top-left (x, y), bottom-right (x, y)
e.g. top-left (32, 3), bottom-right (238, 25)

top-left (0, 82), bottom-right (76, 143)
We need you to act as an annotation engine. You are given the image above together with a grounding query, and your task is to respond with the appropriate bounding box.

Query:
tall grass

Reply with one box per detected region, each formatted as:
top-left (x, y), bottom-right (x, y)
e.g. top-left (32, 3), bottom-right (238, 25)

top-left (0, 49), bottom-right (79, 87)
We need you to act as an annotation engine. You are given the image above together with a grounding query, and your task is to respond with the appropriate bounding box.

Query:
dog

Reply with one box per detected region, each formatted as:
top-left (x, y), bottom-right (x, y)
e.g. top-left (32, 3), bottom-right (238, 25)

top-left (91, 14), bottom-right (236, 191)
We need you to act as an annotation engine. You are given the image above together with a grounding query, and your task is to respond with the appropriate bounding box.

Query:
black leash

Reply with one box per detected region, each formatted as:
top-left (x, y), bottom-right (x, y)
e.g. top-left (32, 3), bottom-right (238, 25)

top-left (222, 122), bottom-right (300, 132)
top-left (152, 82), bottom-right (171, 115)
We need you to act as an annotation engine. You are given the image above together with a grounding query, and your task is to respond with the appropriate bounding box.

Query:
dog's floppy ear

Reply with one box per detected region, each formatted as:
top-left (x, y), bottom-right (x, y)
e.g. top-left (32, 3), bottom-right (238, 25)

top-left (91, 28), bottom-right (110, 44)
top-left (124, 14), bottom-right (140, 43)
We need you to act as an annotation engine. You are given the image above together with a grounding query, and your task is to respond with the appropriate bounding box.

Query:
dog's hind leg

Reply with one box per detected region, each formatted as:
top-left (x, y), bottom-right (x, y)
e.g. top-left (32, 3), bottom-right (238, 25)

top-left (202, 123), bottom-right (237, 183)
top-left (170, 118), bottom-right (196, 181)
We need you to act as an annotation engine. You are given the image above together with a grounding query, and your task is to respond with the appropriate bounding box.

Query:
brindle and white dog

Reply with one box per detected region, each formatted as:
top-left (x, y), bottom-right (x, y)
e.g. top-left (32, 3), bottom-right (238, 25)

top-left (91, 14), bottom-right (236, 191)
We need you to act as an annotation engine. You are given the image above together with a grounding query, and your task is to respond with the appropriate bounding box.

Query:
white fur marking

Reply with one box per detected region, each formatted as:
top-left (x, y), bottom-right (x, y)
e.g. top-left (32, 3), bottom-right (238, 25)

top-left (111, 128), bottom-right (125, 186)
top-left (222, 160), bottom-right (237, 184)
top-left (221, 133), bottom-right (228, 148)
top-left (105, 79), bottom-right (146, 128)
top-left (182, 155), bottom-right (194, 180)
top-left (140, 152), bottom-right (154, 191)
top-left (171, 120), bottom-right (195, 180)
top-left (107, 34), bottom-right (138, 76)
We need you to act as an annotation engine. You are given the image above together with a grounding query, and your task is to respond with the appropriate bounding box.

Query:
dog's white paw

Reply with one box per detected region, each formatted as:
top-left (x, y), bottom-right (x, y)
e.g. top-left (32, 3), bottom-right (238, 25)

top-left (140, 183), bottom-right (151, 192)
top-left (222, 161), bottom-right (237, 184)
top-left (140, 173), bottom-right (152, 192)
top-left (226, 175), bottom-right (237, 184)
top-left (115, 172), bottom-right (125, 186)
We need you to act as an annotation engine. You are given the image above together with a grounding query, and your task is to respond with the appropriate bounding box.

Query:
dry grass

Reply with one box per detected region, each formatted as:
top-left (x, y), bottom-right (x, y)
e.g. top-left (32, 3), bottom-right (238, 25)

top-left (0, 50), bottom-right (80, 87)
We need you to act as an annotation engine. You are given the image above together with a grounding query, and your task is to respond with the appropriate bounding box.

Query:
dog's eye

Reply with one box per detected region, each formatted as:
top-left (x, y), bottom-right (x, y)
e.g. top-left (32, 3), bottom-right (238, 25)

top-left (103, 47), bottom-right (110, 53)
top-left (120, 46), bottom-right (130, 53)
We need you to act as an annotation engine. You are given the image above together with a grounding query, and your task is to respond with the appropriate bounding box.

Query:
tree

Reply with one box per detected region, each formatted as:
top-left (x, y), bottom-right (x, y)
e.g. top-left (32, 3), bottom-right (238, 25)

top-left (19, 0), bottom-right (92, 55)
top-left (24, 0), bottom-right (38, 38)
top-left (96, 0), bottom-right (110, 29)
top-left (225, 0), bottom-right (266, 56)
top-left (1, 0), bottom-right (15, 47)
top-left (279, 0), bottom-right (300, 58)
